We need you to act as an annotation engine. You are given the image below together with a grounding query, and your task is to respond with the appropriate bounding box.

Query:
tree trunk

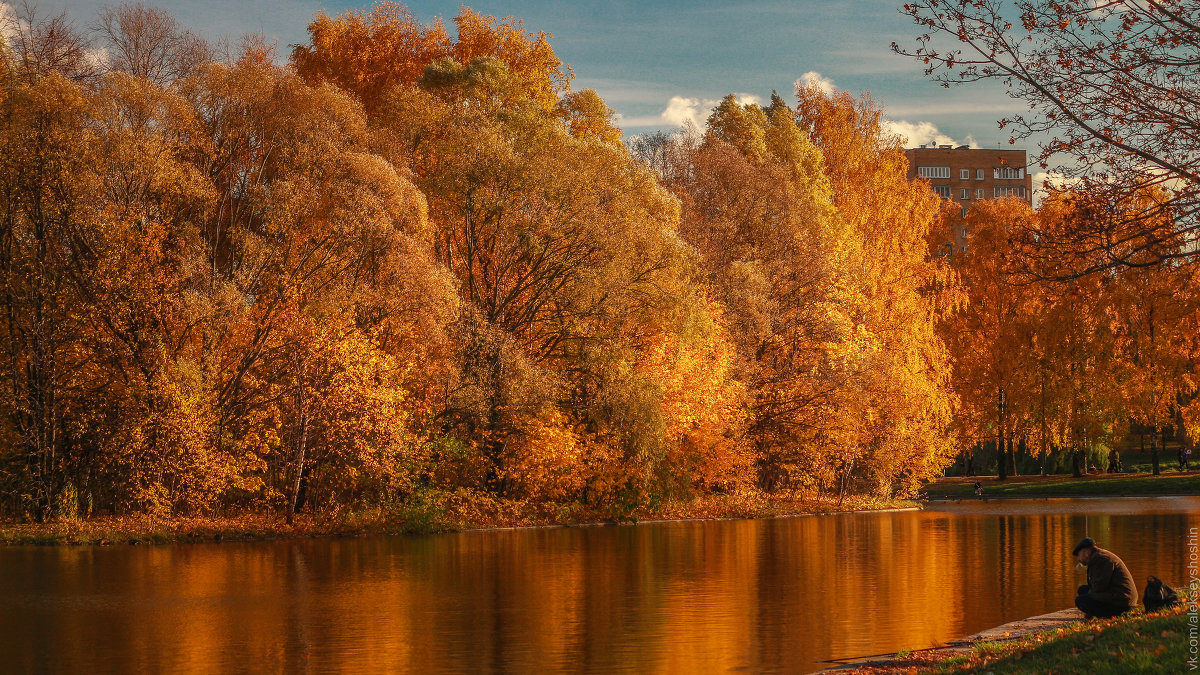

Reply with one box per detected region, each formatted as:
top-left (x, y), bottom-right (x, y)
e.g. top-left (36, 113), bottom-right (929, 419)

top-left (837, 457), bottom-right (855, 507)
top-left (1151, 427), bottom-right (1160, 476)
top-left (997, 387), bottom-right (1007, 481)
top-left (1083, 431), bottom-right (1090, 474)
top-left (1039, 375), bottom-right (1049, 475)
top-left (1080, 427), bottom-right (1089, 475)
top-left (1008, 435), bottom-right (1018, 477)
top-left (288, 366), bottom-right (308, 525)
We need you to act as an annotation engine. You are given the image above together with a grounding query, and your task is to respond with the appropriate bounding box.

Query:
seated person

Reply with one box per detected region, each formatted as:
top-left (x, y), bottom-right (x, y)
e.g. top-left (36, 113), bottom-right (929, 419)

top-left (1072, 537), bottom-right (1137, 619)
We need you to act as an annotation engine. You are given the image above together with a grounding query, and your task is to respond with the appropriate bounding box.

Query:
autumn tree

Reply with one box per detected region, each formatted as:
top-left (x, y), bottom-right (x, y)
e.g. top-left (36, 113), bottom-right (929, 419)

top-left (652, 94), bottom-right (854, 495)
top-left (0, 69), bottom-right (95, 519)
top-left (1018, 194), bottom-right (1127, 476)
top-left (794, 85), bottom-right (957, 496)
top-left (292, 3), bottom-right (570, 115)
top-left (0, 4), bottom-right (460, 519)
top-left (0, 1), bottom-right (100, 83)
top-left (1097, 191), bottom-right (1198, 474)
top-left (93, 2), bottom-right (209, 86)
top-left (290, 1), bottom-right (451, 113)
top-left (936, 199), bottom-right (1042, 479)
top-left (895, 0), bottom-right (1200, 273)
top-left (179, 50), bottom-right (455, 517)
top-left (648, 87), bottom-right (955, 499)
top-left (296, 4), bottom-right (745, 510)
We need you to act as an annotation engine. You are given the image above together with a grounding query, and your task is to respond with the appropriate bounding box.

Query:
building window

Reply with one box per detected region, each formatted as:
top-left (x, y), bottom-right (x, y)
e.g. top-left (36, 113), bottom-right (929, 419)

top-left (933, 185), bottom-right (952, 198)
top-left (961, 206), bottom-right (969, 217)
top-left (960, 188), bottom-right (969, 199)
top-left (960, 169), bottom-right (969, 180)
top-left (918, 166), bottom-right (951, 179)
top-left (994, 166), bottom-right (1025, 179)
top-left (994, 186), bottom-right (1027, 198)
top-left (975, 188), bottom-right (984, 199)
top-left (976, 169), bottom-right (984, 180)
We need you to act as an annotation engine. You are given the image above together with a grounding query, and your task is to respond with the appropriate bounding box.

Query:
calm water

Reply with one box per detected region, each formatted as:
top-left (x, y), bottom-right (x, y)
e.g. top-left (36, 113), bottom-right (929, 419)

top-left (2, 497), bottom-right (1199, 673)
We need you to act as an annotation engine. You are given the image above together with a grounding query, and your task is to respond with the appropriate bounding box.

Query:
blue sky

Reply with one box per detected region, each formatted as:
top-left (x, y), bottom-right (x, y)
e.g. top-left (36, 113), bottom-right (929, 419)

top-left (39, 0), bottom-right (1026, 148)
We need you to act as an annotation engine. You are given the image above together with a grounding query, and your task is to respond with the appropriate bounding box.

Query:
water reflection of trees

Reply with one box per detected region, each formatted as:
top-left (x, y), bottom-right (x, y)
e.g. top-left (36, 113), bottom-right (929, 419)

top-left (3, 508), bottom-right (1197, 672)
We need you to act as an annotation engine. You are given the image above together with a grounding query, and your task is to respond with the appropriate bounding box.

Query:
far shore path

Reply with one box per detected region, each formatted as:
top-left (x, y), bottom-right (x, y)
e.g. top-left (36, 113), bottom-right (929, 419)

top-left (923, 471), bottom-right (1200, 500)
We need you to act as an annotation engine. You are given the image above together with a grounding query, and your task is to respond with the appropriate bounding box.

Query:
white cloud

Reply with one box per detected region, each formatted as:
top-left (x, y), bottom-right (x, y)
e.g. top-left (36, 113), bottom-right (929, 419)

top-left (85, 45), bottom-right (110, 71)
top-left (731, 92), bottom-right (761, 107)
top-left (614, 113), bottom-right (666, 128)
top-left (883, 119), bottom-right (979, 149)
top-left (795, 70), bottom-right (836, 96)
top-left (1031, 170), bottom-right (1080, 204)
top-left (661, 96), bottom-right (708, 129)
top-left (0, 3), bottom-right (22, 44)
top-left (651, 92), bottom-right (763, 130)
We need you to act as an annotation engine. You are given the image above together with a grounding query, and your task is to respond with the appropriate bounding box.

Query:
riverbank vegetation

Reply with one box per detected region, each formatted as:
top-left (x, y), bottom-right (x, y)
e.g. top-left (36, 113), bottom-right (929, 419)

top-left (0, 492), bottom-right (916, 545)
top-left (917, 604), bottom-right (1190, 674)
top-left (0, 1), bottom-right (954, 526)
top-left (0, 1), bottom-right (1197, 532)
top-left (844, 604), bottom-right (1191, 674)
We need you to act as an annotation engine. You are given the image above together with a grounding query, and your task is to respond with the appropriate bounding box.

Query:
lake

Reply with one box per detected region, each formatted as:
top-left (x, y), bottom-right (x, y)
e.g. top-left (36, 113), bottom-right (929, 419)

top-left (3, 496), bottom-right (1198, 673)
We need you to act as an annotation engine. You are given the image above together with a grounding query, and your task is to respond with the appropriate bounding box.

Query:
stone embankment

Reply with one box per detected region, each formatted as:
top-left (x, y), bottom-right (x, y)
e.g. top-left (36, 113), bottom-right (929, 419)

top-left (815, 608), bottom-right (1083, 673)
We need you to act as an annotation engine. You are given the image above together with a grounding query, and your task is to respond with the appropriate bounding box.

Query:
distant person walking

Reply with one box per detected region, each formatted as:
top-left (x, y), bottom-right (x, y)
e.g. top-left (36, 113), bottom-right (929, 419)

top-left (1072, 537), bottom-right (1138, 619)
top-left (1107, 450), bottom-right (1122, 473)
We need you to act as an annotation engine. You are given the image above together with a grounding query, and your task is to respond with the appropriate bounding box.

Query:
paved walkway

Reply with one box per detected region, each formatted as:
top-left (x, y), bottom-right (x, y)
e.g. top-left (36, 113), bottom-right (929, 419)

top-left (815, 607), bottom-right (1084, 673)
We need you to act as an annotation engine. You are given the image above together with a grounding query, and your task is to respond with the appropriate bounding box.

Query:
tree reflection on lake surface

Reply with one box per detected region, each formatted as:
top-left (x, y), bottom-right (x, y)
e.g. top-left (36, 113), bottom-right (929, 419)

top-left (2, 496), bottom-right (1197, 673)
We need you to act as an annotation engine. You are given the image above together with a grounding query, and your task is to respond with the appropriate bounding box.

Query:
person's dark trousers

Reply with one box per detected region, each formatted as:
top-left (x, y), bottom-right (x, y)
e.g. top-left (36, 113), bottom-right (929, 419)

top-left (1075, 585), bottom-right (1131, 619)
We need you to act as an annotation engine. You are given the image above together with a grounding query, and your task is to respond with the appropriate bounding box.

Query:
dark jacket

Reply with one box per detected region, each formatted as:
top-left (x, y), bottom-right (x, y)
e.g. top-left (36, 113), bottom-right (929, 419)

top-left (1087, 547), bottom-right (1138, 608)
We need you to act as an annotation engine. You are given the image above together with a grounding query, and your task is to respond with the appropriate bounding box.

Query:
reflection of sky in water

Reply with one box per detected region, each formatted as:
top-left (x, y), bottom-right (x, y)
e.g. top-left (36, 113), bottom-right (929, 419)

top-left (2, 500), bottom-right (1197, 673)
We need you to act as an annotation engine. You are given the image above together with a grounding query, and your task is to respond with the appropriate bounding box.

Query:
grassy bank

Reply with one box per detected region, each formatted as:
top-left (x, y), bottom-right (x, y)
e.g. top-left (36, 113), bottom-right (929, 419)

top-left (0, 491), bottom-right (917, 546)
top-left (917, 604), bottom-right (1191, 674)
top-left (925, 472), bottom-right (1200, 499)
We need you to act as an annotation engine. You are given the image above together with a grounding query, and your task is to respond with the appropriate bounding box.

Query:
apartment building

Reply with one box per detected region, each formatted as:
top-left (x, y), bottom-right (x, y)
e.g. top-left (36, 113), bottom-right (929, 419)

top-left (905, 144), bottom-right (1033, 255)
top-left (904, 144), bottom-right (1033, 215)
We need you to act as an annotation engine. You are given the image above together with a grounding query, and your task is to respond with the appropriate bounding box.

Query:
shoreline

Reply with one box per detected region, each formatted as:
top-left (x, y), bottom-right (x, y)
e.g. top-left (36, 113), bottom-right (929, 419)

top-left (819, 601), bottom-right (1191, 674)
top-left (0, 499), bottom-right (922, 547)
top-left (6, 484), bottom-right (1197, 546)
top-left (815, 607), bottom-right (1083, 673)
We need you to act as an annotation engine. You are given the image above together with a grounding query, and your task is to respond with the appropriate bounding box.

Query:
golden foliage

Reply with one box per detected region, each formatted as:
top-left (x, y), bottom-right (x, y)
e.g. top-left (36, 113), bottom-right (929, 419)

top-left (7, 1), bottom-right (1193, 527)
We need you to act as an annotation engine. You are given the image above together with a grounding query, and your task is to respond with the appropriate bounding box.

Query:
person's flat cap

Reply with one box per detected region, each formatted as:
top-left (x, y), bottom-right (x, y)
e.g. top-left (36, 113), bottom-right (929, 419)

top-left (1072, 537), bottom-right (1096, 555)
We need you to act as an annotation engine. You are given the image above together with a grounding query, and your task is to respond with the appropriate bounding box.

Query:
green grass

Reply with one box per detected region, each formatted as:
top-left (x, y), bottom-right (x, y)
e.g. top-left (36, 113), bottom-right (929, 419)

top-left (921, 605), bottom-right (1191, 674)
top-left (925, 472), bottom-right (1200, 499)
